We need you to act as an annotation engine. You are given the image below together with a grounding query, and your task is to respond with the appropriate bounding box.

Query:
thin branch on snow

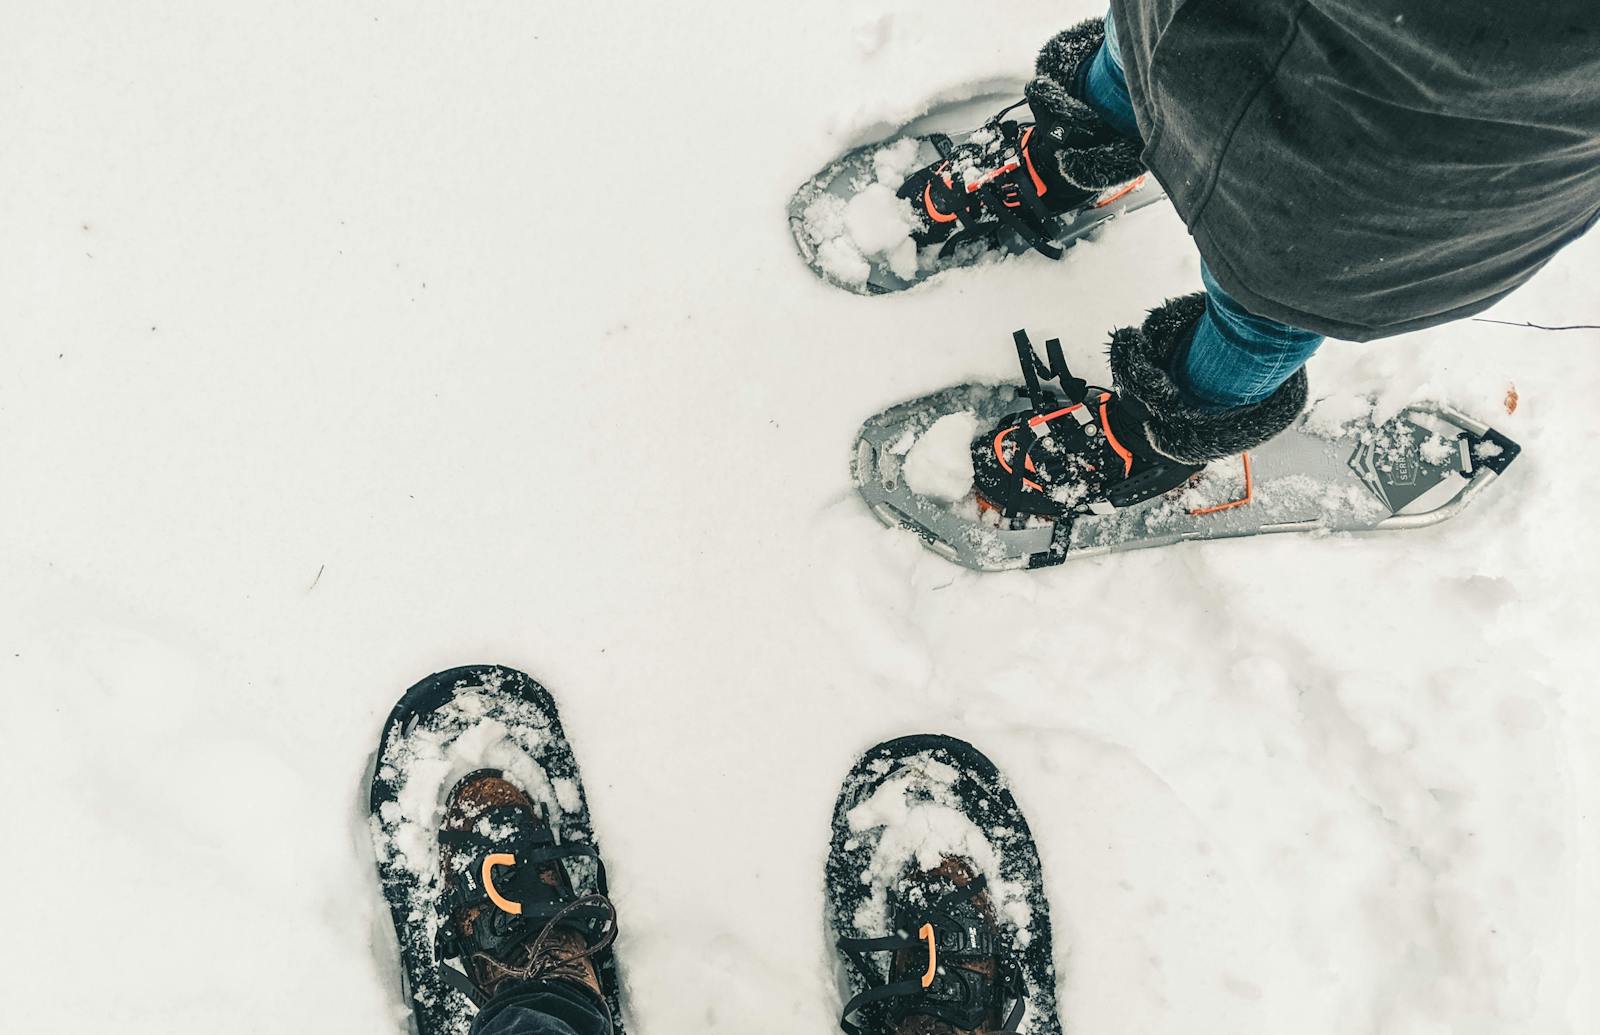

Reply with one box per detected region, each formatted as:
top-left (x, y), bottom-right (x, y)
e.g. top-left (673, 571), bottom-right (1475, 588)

top-left (1471, 318), bottom-right (1600, 332)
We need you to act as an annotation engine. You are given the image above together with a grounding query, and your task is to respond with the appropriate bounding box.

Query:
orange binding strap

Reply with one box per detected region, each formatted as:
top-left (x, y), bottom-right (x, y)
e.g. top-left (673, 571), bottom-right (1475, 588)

top-left (923, 181), bottom-right (958, 224)
top-left (1019, 126), bottom-right (1049, 198)
top-left (1097, 395), bottom-right (1134, 476)
top-left (482, 853), bottom-right (523, 915)
top-left (992, 427), bottom-right (1043, 493)
top-left (1189, 453), bottom-right (1254, 515)
top-left (1094, 174), bottom-right (1146, 208)
top-left (919, 923), bottom-right (937, 988)
top-left (963, 160), bottom-right (1022, 194)
top-left (994, 404), bottom-right (1091, 494)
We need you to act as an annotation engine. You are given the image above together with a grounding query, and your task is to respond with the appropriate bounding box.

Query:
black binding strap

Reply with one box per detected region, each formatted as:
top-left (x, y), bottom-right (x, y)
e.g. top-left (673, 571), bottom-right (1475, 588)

top-left (437, 952), bottom-right (492, 1007)
top-left (835, 877), bottom-right (1025, 1035)
top-left (1013, 330), bottom-right (1088, 410)
top-left (1014, 330), bottom-right (1046, 407)
top-left (982, 183), bottom-right (1063, 260)
top-left (923, 109), bottom-right (1066, 262)
top-left (1014, 186), bottom-right (1067, 258)
top-left (434, 808), bottom-right (614, 1008)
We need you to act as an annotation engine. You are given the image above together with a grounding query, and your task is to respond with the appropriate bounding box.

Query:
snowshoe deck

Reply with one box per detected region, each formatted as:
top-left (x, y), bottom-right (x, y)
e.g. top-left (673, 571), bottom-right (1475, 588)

top-left (790, 93), bottom-right (1163, 295)
top-left (826, 734), bottom-right (1061, 1035)
top-left (853, 383), bottom-right (1521, 572)
top-left (367, 665), bottom-right (624, 1035)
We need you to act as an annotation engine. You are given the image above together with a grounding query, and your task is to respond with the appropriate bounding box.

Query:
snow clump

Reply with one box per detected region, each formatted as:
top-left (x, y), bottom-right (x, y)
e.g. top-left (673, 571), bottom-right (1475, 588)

top-left (902, 411), bottom-right (979, 501)
top-left (801, 137), bottom-right (924, 286)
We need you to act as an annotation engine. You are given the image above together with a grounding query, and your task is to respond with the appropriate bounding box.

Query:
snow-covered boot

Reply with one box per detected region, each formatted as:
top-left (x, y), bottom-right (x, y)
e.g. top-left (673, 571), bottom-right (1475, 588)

top-left (893, 18), bottom-right (1146, 261)
top-left (970, 334), bottom-right (1201, 520)
top-left (1024, 18), bottom-right (1146, 196)
top-left (829, 736), bottom-right (1058, 1034)
top-left (971, 295), bottom-right (1307, 518)
top-left (434, 770), bottom-right (617, 1010)
top-left (888, 857), bottom-right (1017, 1035)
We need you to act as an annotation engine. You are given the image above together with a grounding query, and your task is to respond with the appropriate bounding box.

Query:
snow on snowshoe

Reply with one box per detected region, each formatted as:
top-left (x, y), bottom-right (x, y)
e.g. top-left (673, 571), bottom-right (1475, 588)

top-left (851, 331), bottom-right (1522, 571)
top-left (826, 734), bottom-right (1061, 1035)
top-left (789, 93), bottom-right (1161, 295)
top-left (368, 665), bottom-right (625, 1035)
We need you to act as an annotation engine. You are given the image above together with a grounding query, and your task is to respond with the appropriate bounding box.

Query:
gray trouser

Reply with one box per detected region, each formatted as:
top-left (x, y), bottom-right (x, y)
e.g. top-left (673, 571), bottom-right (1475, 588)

top-left (470, 982), bottom-right (612, 1035)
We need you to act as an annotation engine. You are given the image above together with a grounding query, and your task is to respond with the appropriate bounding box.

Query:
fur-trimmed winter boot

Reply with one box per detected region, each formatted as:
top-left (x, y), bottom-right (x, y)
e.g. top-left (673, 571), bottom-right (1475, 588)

top-left (971, 295), bottom-right (1308, 518)
top-left (1110, 293), bottom-right (1310, 463)
top-left (1024, 18), bottom-right (1146, 196)
top-left (891, 18), bottom-right (1149, 261)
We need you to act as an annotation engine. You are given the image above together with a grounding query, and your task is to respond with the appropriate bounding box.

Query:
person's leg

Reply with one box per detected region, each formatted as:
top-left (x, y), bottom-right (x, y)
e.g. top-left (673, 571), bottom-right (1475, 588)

top-left (1052, 10), bottom-right (1323, 412)
top-left (1179, 263), bottom-right (1325, 409)
top-left (470, 981), bottom-right (613, 1035)
top-left (1070, 11), bottom-right (1324, 410)
top-left (1074, 9), bottom-right (1141, 140)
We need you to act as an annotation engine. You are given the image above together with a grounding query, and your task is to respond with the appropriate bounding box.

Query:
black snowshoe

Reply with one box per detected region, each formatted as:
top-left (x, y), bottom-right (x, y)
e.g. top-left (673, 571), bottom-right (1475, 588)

top-left (826, 735), bottom-right (1061, 1035)
top-left (368, 665), bottom-right (625, 1035)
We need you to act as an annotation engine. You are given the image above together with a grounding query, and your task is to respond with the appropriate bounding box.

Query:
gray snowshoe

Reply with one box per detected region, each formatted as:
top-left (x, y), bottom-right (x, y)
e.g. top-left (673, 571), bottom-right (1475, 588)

top-left (789, 93), bottom-right (1162, 295)
top-left (852, 332), bottom-right (1522, 572)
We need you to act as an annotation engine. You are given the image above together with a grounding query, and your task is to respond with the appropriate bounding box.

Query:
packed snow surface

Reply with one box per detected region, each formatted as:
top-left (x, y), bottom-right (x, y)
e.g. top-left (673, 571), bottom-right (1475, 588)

top-left (3, 3), bottom-right (1598, 1035)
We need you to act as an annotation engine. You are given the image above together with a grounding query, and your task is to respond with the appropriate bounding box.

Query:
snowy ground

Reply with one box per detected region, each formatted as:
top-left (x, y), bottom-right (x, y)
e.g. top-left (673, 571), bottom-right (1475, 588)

top-left (3, 3), bottom-right (1597, 1033)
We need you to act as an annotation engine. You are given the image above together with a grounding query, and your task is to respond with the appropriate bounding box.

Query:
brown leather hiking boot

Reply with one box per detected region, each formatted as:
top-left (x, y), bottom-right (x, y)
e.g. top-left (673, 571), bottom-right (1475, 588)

top-left (888, 857), bottom-right (1005, 1035)
top-left (435, 769), bottom-right (616, 1007)
top-left (838, 853), bottom-right (1024, 1035)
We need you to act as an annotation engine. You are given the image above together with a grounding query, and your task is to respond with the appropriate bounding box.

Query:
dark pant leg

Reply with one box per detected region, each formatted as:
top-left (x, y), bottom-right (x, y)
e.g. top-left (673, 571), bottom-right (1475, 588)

top-left (1077, 8), bottom-right (1323, 409)
top-left (469, 981), bottom-right (614, 1035)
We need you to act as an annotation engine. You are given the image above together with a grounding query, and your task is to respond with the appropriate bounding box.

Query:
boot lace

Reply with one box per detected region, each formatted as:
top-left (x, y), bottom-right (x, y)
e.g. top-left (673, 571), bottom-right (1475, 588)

top-left (473, 894), bottom-right (618, 994)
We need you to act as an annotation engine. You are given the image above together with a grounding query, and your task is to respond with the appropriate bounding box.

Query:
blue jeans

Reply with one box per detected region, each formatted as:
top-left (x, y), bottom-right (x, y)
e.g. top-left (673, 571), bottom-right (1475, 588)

top-left (1076, 10), bottom-right (1324, 409)
top-left (470, 981), bottom-right (613, 1035)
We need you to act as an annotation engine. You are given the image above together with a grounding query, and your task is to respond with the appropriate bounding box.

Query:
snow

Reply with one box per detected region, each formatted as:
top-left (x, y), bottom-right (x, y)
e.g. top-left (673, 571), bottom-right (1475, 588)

top-left (373, 680), bottom-right (568, 884)
top-left (1419, 433), bottom-right (1458, 466)
top-left (902, 410), bottom-right (979, 501)
top-left (1304, 393), bottom-right (1377, 439)
top-left (844, 753), bottom-right (1034, 943)
top-left (2, 3), bottom-right (1598, 1035)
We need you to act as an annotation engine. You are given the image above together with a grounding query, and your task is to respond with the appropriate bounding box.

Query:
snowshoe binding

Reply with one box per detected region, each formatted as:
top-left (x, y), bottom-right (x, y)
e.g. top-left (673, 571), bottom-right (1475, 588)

top-left (897, 99), bottom-right (1104, 261)
top-left (970, 329), bottom-right (1202, 521)
top-left (789, 94), bottom-right (1159, 295)
top-left (368, 665), bottom-right (625, 1035)
top-left (433, 771), bottom-right (617, 1011)
top-left (827, 735), bottom-right (1061, 1035)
